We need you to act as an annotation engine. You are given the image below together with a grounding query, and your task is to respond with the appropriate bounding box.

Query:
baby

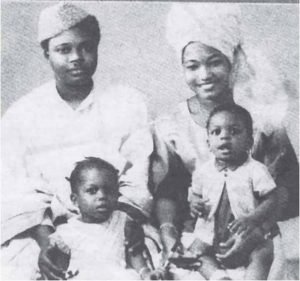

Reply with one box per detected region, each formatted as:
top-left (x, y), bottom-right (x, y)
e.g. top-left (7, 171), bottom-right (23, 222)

top-left (49, 157), bottom-right (164, 280)
top-left (186, 104), bottom-right (277, 280)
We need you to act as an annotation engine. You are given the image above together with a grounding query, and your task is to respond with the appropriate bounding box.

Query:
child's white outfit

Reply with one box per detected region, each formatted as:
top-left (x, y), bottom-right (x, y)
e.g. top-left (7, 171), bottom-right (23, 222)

top-left (49, 210), bottom-right (139, 280)
top-left (190, 156), bottom-right (276, 246)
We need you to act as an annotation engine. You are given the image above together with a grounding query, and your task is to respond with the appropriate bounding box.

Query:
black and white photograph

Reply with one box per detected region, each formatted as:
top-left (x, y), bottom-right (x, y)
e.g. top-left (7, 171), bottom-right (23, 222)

top-left (1, 1), bottom-right (299, 280)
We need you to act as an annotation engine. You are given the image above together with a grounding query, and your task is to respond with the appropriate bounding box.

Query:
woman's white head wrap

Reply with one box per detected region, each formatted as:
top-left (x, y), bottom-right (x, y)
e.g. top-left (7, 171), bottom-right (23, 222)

top-left (38, 3), bottom-right (90, 43)
top-left (166, 3), bottom-right (242, 63)
top-left (166, 3), bottom-right (288, 129)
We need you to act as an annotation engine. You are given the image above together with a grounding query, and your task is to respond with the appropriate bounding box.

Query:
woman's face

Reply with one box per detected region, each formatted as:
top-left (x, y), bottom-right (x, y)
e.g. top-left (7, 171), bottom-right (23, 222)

top-left (182, 42), bottom-right (232, 103)
top-left (47, 26), bottom-right (98, 88)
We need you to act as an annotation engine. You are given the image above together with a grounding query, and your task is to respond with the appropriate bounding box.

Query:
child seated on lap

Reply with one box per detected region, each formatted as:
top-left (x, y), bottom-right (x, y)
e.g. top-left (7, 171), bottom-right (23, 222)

top-left (48, 157), bottom-right (165, 280)
top-left (185, 104), bottom-right (277, 280)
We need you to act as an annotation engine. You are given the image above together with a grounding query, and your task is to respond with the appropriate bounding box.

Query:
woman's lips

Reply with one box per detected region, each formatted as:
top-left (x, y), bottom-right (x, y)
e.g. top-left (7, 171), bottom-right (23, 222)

top-left (201, 83), bottom-right (214, 91)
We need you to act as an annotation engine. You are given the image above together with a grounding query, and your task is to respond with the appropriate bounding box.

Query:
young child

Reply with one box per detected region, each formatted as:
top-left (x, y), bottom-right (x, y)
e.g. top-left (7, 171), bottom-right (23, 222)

top-left (48, 157), bottom-right (165, 280)
top-left (185, 104), bottom-right (277, 280)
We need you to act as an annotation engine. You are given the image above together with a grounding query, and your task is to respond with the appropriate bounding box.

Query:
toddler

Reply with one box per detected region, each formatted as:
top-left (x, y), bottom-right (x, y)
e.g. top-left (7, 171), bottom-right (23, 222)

top-left (186, 104), bottom-right (277, 280)
top-left (49, 157), bottom-right (165, 280)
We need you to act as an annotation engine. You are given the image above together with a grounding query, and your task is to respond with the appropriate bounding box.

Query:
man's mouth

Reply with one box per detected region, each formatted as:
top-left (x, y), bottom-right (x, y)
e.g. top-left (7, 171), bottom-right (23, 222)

top-left (69, 68), bottom-right (86, 76)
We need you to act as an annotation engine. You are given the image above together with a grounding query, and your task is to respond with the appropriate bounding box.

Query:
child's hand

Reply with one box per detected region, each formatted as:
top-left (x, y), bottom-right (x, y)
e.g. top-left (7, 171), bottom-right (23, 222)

top-left (189, 193), bottom-right (210, 218)
top-left (140, 267), bottom-right (167, 280)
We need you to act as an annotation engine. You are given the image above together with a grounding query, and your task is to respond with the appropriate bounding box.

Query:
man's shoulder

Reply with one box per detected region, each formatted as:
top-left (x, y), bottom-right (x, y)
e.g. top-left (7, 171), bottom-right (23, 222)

top-left (3, 81), bottom-right (55, 118)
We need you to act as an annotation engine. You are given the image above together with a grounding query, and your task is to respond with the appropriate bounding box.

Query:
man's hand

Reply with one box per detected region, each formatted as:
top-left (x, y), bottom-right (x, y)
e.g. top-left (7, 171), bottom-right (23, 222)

top-left (38, 244), bottom-right (68, 280)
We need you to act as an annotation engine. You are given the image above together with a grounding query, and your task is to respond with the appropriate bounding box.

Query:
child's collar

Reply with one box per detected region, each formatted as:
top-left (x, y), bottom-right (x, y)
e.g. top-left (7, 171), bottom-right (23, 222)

top-left (214, 153), bottom-right (249, 172)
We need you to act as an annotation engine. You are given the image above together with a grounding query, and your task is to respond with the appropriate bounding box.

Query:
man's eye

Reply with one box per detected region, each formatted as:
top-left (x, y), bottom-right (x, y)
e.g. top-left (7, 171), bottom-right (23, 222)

top-left (211, 128), bottom-right (221, 135)
top-left (56, 46), bottom-right (71, 54)
top-left (82, 43), bottom-right (95, 52)
top-left (230, 128), bottom-right (241, 135)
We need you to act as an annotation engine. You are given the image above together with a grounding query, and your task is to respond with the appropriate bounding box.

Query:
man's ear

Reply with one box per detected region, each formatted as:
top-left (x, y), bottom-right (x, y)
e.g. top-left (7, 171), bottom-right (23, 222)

top-left (206, 138), bottom-right (211, 149)
top-left (70, 193), bottom-right (78, 206)
top-left (43, 50), bottom-right (49, 59)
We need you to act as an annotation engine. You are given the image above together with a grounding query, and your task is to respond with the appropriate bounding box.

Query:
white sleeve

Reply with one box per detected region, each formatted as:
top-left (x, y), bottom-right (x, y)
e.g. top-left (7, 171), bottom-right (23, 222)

top-left (116, 87), bottom-right (153, 217)
top-left (252, 162), bottom-right (277, 197)
top-left (1, 106), bottom-right (29, 195)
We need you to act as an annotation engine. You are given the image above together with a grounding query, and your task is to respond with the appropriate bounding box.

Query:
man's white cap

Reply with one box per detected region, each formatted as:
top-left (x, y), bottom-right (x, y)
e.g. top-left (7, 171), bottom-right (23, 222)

top-left (38, 2), bottom-right (90, 43)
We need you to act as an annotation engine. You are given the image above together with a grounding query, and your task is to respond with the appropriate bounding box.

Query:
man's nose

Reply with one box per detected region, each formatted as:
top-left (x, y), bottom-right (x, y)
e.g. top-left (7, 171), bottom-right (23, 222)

top-left (69, 49), bottom-right (83, 62)
top-left (220, 130), bottom-right (231, 139)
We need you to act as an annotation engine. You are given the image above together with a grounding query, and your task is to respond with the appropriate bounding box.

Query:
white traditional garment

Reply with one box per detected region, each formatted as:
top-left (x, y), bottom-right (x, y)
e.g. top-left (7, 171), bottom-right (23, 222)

top-left (48, 211), bottom-right (139, 280)
top-left (1, 80), bottom-right (153, 246)
top-left (191, 156), bottom-right (276, 245)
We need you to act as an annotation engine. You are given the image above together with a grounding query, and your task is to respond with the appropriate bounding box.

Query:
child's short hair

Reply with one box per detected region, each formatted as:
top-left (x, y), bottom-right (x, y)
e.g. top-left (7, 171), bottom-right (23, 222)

top-left (69, 157), bottom-right (118, 194)
top-left (41, 15), bottom-right (101, 51)
top-left (206, 103), bottom-right (253, 139)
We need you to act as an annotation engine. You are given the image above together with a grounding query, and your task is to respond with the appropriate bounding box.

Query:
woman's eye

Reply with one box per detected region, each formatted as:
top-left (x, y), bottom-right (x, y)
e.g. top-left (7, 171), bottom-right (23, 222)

top-left (208, 59), bottom-right (222, 67)
top-left (185, 64), bottom-right (198, 71)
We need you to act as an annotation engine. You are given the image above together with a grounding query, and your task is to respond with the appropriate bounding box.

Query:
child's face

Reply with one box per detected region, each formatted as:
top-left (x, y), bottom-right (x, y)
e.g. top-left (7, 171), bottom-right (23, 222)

top-left (207, 111), bottom-right (251, 163)
top-left (47, 26), bottom-right (98, 88)
top-left (71, 168), bottom-right (118, 223)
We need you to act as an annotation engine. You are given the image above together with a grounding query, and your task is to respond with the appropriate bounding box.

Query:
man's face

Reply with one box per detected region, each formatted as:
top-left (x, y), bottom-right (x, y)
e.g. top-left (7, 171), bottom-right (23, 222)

top-left (47, 26), bottom-right (98, 88)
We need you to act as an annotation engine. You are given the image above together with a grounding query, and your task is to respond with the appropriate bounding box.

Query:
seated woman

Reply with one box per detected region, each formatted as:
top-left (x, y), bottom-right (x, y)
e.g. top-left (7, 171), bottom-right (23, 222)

top-left (151, 3), bottom-right (299, 280)
top-left (1, 3), bottom-right (153, 279)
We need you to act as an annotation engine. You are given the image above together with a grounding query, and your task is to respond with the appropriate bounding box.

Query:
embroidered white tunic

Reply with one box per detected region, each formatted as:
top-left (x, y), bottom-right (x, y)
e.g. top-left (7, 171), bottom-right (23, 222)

top-left (1, 80), bottom-right (153, 244)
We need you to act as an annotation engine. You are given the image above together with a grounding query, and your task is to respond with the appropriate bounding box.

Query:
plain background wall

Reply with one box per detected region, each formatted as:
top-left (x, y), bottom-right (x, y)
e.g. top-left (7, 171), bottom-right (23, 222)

top-left (1, 1), bottom-right (299, 155)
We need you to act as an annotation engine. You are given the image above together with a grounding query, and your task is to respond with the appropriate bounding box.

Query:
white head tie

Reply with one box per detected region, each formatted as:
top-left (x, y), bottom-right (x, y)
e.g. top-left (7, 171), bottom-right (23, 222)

top-left (166, 3), bottom-right (242, 63)
top-left (38, 3), bottom-right (90, 43)
top-left (166, 3), bottom-right (288, 130)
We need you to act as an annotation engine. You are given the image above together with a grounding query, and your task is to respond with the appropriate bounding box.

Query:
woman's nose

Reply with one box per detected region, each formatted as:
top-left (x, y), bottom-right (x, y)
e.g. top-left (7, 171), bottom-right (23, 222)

top-left (197, 65), bottom-right (211, 82)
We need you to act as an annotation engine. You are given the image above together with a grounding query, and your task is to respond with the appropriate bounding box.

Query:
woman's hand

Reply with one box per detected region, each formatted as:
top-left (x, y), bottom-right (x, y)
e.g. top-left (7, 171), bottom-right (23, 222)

top-left (189, 193), bottom-right (210, 218)
top-left (159, 223), bottom-right (180, 264)
top-left (228, 215), bottom-right (257, 236)
top-left (216, 226), bottom-right (265, 266)
top-left (140, 267), bottom-right (168, 280)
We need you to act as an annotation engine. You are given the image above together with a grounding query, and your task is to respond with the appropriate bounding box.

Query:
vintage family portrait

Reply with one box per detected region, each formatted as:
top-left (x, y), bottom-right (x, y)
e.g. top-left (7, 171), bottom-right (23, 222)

top-left (1, 1), bottom-right (299, 280)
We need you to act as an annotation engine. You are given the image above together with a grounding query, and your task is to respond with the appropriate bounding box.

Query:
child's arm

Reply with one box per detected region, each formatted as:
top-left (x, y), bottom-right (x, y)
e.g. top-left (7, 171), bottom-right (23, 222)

top-left (229, 189), bottom-right (277, 235)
